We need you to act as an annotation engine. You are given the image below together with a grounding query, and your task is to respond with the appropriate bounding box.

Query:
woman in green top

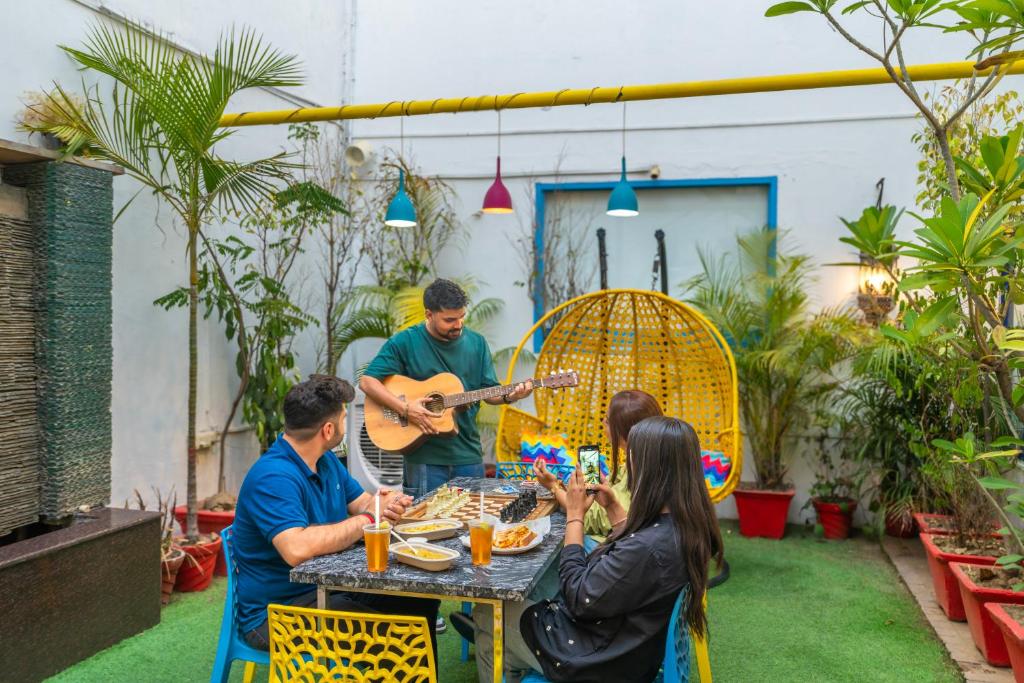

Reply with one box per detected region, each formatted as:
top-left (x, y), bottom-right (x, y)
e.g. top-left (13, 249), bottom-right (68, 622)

top-left (534, 389), bottom-right (662, 542)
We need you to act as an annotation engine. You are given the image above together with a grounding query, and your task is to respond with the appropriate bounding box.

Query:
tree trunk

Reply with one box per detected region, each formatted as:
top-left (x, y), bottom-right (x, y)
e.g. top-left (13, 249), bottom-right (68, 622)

top-left (187, 225), bottom-right (199, 543)
top-left (935, 127), bottom-right (961, 202)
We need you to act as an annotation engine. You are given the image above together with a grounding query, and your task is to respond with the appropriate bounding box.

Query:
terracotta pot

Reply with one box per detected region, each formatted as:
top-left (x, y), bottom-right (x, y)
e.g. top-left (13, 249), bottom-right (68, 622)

top-left (986, 603), bottom-right (1024, 682)
top-left (884, 510), bottom-right (918, 538)
top-left (174, 533), bottom-right (222, 593)
top-left (812, 498), bottom-right (857, 540)
top-left (733, 488), bottom-right (795, 539)
top-left (174, 506), bottom-right (234, 576)
top-left (160, 548), bottom-right (186, 605)
top-left (912, 512), bottom-right (1000, 537)
top-left (951, 563), bottom-right (1024, 667)
top-left (920, 533), bottom-right (999, 621)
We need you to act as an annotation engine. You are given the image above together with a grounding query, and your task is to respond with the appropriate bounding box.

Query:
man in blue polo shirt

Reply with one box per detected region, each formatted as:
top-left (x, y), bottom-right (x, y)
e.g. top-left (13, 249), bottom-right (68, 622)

top-left (233, 374), bottom-right (439, 652)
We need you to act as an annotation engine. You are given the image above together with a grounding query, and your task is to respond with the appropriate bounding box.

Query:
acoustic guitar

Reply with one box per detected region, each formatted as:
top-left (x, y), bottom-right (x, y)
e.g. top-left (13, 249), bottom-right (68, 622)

top-left (364, 370), bottom-right (579, 454)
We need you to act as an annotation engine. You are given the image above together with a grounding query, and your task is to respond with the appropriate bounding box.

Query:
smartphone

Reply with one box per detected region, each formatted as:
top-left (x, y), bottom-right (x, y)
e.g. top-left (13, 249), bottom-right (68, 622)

top-left (578, 445), bottom-right (602, 488)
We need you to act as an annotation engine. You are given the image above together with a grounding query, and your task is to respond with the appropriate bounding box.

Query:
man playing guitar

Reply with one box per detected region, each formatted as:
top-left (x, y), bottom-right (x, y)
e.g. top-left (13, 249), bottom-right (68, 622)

top-left (359, 278), bottom-right (533, 499)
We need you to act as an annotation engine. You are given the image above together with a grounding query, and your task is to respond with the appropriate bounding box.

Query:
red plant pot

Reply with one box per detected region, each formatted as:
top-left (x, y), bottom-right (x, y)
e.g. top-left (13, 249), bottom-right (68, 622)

top-left (912, 512), bottom-right (1000, 537)
top-left (920, 533), bottom-right (998, 621)
top-left (174, 506), bottom-right (235, 576)
top-left (913, 512), bottom-right (955, 536)
top-left (884, 511), bottom-right (918, 538)
top-left (812, 498), bottom-right (857, 540)
top-left (951, 563), bottom-right (1024, 667)
top-left (174, 533), bottom-right (222, 593)
top-left (733, 488), bottom-right (795, 540)
top-left (986, 603), bottom-right (1024, 682)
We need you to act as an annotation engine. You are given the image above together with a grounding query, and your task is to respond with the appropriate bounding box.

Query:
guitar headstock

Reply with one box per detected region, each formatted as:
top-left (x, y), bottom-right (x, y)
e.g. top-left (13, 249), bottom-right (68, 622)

top-left (542, 369), bottom-right (579, 389)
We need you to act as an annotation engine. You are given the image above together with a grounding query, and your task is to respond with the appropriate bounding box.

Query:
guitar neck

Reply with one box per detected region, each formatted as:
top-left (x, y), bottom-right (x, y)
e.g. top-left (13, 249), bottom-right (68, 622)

top-left (443, 378), bottom-right (549, 409)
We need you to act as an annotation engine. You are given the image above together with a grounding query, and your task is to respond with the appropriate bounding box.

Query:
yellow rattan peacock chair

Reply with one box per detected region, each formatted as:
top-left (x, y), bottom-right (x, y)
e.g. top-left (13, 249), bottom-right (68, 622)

top-left (497, 289), bottom-right (741, 503)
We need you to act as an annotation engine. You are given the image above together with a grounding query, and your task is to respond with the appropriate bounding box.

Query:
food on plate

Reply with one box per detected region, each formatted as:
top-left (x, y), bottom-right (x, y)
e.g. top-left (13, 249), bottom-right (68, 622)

top-left (394, 546), bottom-right (451, 560)
top-left (494, 524), bottom-right (537, 549)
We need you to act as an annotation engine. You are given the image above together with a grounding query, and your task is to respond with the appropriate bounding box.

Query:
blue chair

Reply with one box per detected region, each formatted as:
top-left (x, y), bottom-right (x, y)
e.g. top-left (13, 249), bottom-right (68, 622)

top-left (520, 588), bottom-right (710, 683)
top-left (210, 524), bottom-right (269, 683)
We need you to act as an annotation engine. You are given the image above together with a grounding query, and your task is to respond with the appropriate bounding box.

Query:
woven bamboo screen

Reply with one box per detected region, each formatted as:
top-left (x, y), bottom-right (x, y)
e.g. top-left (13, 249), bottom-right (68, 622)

top-left (497, 289), bottom-right (741, 502)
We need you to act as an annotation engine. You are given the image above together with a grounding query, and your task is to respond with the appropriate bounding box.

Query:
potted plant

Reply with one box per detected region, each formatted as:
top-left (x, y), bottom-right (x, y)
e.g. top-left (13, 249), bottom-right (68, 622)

top-left (30, 24), bottom-right (304, 587)
top-left (684, 229), bottom-right (859, 539)
top-left (985, 603), bottom-right (1024, 679)
top-left (125, 488), bottom-right (186, 605)
top-left (803, 432), bottom-right (865, 540)
top-left (951, 563), bottom-right (1024, 667)
top-left (157, 489), bottom-right (186, 605)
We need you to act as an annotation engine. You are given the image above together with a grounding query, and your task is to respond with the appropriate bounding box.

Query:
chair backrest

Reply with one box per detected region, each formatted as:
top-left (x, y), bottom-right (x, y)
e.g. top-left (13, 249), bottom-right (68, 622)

top-left (663, 587), bottom-right (691, 682)
top-left (497, 289), bottom-right (741, 503)
top-left (267, 604), bottom-right (437, 683)
top-left (497, 462), bottom-right (575, 484)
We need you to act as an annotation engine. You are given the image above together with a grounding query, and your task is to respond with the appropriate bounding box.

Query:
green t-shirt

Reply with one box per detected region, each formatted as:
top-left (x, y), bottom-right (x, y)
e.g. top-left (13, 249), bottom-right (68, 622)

top-left (363, 323), bottom-right (499, 466)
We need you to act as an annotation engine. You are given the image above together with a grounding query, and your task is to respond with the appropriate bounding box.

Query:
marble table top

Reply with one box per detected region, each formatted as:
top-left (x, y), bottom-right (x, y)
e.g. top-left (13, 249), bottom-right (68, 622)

top-left (291, 477), bottom-right (566, 602)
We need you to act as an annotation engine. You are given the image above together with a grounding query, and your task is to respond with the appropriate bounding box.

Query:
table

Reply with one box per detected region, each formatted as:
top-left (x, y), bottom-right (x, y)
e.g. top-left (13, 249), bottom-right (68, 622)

top-left (291, 477), bottom-right (567, 683)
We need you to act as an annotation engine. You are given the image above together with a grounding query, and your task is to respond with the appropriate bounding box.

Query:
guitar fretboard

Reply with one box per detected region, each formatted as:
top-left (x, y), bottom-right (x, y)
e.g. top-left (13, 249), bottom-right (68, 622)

top-left (442, 377), bottom-right (550, 409)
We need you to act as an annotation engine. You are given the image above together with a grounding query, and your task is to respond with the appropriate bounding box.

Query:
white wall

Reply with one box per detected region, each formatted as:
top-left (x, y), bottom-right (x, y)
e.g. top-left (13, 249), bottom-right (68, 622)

top-left (0, 0), bottom-right (1002, 522)
top-left (344, 0), bottom-right (985, 522)
top-left (1, 0), bottom-right (353, 509)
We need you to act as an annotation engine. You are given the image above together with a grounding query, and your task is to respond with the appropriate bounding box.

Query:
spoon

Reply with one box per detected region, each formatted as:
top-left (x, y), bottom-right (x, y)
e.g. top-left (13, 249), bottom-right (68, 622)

top-left (389, 528), bottom-right (424, 557)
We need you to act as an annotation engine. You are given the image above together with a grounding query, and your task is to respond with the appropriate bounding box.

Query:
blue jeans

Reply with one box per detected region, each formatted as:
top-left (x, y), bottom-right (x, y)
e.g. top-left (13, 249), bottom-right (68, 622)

top-left (403, 462), bottom-right (485, 498)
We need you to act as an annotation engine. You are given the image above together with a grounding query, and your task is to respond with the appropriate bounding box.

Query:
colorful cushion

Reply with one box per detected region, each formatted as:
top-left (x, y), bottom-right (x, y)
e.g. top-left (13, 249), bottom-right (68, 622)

top-left (702, 450), bottom-right (731, 489)
top-left (520, 432), bottom-right (573, 466)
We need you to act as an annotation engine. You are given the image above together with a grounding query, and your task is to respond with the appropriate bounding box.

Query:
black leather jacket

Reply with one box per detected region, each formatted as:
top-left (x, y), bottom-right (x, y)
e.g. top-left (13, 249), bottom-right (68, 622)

top-left (521, 514), bottom-right (686, 682)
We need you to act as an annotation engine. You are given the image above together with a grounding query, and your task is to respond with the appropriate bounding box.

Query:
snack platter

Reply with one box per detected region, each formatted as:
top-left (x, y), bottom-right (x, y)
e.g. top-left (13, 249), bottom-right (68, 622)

top-left (400, 485), bottom-right (557, 524)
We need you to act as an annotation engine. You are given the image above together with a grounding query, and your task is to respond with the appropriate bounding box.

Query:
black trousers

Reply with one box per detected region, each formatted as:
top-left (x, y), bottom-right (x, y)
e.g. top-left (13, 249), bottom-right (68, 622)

top-left (245, 589), bottom-right (440, 661)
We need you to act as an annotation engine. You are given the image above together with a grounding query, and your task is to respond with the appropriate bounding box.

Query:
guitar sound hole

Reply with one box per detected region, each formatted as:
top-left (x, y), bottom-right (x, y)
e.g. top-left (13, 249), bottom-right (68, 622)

top-left (425, 393), bottom-right (446, 414)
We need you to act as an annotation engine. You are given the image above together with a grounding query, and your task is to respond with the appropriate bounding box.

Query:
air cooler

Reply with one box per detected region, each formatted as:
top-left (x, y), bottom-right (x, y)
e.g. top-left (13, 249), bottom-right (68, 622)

top-left (347, 399), bottom-right (404, 491)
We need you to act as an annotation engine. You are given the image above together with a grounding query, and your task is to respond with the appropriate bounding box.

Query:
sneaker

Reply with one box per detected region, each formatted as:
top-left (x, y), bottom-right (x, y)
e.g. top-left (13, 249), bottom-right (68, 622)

top-left (435, 615), bottom-right (447, 634)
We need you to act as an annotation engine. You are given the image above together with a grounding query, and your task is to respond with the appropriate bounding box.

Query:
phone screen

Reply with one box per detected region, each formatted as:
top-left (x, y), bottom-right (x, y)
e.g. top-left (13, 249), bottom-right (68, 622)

top-left (578, 446), bottom-right (601, 486)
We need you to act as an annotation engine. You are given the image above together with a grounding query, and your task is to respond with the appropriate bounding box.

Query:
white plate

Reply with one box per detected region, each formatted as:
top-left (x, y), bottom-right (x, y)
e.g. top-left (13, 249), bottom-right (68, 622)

top-left (459, 529), bottom-right (545, 555)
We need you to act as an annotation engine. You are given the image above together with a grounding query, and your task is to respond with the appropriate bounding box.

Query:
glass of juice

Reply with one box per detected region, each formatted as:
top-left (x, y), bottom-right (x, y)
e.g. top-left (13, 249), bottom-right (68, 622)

top-left (469, 519), bottom-right (493, 566)
top-left (363, 523), bottom-right (390, 572)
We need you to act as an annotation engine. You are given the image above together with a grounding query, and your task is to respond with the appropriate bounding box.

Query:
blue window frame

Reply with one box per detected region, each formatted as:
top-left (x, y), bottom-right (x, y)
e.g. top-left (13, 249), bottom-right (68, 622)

top-left (531, 176), bottom-right (779, 351)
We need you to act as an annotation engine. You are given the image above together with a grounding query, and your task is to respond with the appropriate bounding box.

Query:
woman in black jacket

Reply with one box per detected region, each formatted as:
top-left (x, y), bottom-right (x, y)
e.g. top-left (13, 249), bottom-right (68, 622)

top-left (504, 416), bottom-right (724, 683)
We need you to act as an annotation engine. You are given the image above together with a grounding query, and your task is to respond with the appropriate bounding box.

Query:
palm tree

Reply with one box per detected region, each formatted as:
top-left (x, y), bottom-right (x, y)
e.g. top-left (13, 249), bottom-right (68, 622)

top-left (683, 229), bottom-right (861, 490)
top-left (29, 25), bottom-right (302, 542)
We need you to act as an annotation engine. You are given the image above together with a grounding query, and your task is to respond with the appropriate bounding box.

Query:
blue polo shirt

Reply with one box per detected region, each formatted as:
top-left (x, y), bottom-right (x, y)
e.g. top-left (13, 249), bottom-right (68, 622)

top-left (234, 435), bottom-right (364, 633)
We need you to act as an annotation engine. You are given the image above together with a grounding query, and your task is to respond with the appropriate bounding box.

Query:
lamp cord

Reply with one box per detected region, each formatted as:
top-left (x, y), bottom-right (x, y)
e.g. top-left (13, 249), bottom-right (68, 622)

top-left (622, 102), bottom-right (627, 158)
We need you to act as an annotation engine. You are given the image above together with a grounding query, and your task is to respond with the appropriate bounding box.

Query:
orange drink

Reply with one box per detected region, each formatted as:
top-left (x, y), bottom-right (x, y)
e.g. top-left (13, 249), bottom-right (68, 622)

top-left (469, 519), bottom-right (493, 566)
top-left (363, 523), bottom-right (390, 572)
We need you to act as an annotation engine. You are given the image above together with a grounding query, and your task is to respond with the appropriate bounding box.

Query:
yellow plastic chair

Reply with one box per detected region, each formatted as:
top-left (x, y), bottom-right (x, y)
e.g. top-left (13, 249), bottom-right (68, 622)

top-left (497, 289), bottom-right (741, 503)
top-left (266, 604), bottom-right (436, 682)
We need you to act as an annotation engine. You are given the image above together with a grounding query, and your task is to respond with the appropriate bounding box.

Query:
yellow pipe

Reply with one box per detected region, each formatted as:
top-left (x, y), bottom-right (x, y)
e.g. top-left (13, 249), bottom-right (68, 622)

top-left (220, 59), bottom-right (1024, 128)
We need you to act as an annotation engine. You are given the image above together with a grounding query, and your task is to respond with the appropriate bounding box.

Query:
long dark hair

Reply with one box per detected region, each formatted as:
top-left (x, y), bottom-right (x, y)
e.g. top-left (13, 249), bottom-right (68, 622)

top-left (620, 416), bottom-right (723, 638)
top-left (606, 390), bottom-right (662, 482)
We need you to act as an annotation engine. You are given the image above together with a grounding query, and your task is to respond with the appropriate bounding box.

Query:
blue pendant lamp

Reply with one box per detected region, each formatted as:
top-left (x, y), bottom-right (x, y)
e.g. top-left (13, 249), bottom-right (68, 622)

top-left (607, 103), bottom-right (639, 217)
top-left (385, 117), bottom-right (417, 227)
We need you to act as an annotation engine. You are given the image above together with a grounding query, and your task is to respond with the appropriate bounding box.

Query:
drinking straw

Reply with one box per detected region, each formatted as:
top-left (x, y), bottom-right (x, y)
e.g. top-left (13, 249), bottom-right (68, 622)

top-left (479, 490), bottom-right (484, 519)
top-left (376, 492), bottom-right (381, 528)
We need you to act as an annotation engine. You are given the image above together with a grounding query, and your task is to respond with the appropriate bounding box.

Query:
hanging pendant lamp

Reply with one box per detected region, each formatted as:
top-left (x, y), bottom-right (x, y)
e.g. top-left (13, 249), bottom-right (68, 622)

top-left (385, 117), bottom-right (417, 227)
top-left (483, 110), bottom-right (513, 214)
top-left (607, 103), bottom-right (638, 217)
top-left (385, 169), bottom-right (417, 227)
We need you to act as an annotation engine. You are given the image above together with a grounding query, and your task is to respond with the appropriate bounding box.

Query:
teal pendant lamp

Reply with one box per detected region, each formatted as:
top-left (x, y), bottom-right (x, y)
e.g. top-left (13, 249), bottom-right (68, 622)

top-left (385, 117), bottom-right (417, 227)
top-left (607, 103), bottom-right (639, 217)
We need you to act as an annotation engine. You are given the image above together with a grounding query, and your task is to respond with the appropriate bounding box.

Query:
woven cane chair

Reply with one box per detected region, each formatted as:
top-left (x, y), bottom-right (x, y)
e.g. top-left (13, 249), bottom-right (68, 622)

top-left (496, 289), bottom-right (741, 503)
top-left (267, 604), bottom-right (436, 682)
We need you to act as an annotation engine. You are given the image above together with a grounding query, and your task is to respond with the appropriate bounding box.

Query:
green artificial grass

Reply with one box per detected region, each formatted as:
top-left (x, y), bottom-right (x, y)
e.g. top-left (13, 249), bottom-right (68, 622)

top-left (47, 521), bottom-right (959, 683)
